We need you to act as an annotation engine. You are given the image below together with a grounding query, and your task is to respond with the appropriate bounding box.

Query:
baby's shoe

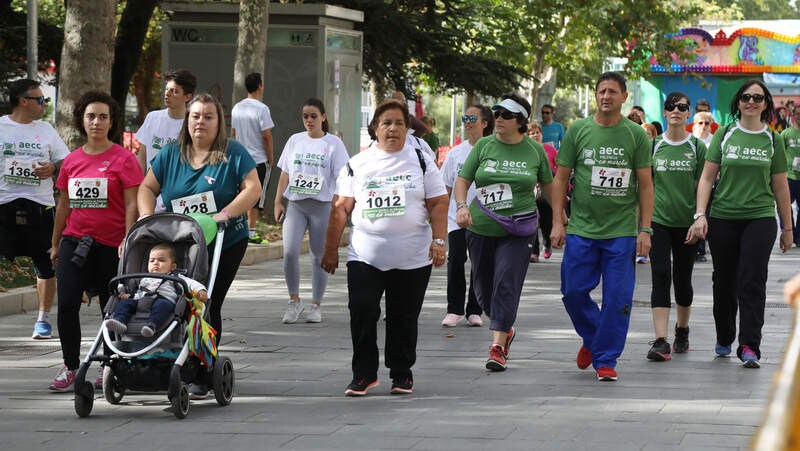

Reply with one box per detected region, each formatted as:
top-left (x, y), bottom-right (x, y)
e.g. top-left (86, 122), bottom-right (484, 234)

top-left (141, 322), bottom-right (157, 337)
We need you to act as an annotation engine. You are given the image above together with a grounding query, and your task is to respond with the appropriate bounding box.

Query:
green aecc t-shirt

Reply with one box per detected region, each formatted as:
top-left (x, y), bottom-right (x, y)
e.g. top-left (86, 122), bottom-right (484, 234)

top-left (652, 135), bottom-right (706, 228)
top-left (556, 117), bottom-right (652, 239)
top-left (781, 127), bottom-right (800, 181)
top-left (706, 123), bottom-right (787, 220)
top-left (458, 135), bottom-right (553, 237)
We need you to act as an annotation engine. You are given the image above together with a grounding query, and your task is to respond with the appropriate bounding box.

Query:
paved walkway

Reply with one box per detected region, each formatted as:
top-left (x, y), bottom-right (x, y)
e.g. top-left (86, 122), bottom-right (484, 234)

top-left (0, 242), bottom-right (797, 450)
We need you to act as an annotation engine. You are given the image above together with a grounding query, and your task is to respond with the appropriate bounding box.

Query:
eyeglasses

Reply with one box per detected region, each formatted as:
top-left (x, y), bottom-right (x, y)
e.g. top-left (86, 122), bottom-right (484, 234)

top-left (740, 93), bottom-right (765, 104)
top-left (664, 103), bottom-right (690, 112)
top-left (461, 115), bottom-right (478, 124)
top-left (23, 96), bottom-right (50, 105)
top-left (494, 109), bottom-right (518, 120)
top-left (696, 121), bottom-right (710, 125)
top-left (541, 110), bottom-right (552, 115)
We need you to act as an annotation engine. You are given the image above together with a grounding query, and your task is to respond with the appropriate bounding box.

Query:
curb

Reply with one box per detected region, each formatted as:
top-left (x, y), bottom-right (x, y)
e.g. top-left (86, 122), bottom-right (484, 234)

top-left (0, 229), bottom-right (350, 318)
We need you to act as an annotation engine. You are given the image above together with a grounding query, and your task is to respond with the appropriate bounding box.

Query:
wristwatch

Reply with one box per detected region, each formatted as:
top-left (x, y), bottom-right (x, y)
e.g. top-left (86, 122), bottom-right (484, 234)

top-left (693, 212), bottom-right (705, 221)
top-left (432, 238), bottom-right (446, 246)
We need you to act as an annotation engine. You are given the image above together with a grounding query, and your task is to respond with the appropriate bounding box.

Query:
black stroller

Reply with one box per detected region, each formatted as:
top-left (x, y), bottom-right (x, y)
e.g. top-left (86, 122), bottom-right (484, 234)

top-left (73, 213), bottom-right (234, 419)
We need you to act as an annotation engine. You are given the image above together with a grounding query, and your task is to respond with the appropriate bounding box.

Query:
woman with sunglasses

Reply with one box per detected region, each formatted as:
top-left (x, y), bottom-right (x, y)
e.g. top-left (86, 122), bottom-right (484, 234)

top-left (687, 79), bottom-right (792, 368)
top-left (273, 98), bottom-right (349, 324)
top-left (646, 92), bottom-right (707, 362)
top-left (440, 105), bottom-right (493, 327)
top-left (454, 94), bottom-right (554, 371)
top-left (526, 121), bottom-right (558, 262)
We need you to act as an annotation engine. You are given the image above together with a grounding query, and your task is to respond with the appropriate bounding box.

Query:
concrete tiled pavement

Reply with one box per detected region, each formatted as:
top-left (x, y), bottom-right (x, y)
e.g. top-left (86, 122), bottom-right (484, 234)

top-left (1, 242), bottom-right (798, 450)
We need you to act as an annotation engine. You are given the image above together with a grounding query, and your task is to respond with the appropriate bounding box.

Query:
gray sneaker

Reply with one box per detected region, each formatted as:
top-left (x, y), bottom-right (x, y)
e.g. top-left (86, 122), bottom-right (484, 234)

top-left (282, 301), bottom-right (304, 324)
top-left (306, 304), bottom-right (322, 323)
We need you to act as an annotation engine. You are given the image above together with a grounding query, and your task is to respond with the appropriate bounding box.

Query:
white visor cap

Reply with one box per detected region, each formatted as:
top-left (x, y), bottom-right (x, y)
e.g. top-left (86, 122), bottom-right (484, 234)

top-left (491, 98), bottom-right (529, 119)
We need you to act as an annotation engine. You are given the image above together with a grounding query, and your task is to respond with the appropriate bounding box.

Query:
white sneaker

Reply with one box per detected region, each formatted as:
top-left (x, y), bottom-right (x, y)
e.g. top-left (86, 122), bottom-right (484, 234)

top-left (441, 313), bottom-right (463, 327)
top-left (306, 304), bottom-right (322, 323)
top-left (466, 314), bottom-right (484, 327)
top-left (282, 301), bottom-right (304, 324)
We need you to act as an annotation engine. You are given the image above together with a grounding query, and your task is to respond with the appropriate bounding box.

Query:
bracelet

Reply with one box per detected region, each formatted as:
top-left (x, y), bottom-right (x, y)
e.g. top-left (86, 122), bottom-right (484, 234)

top-left (221, 209), bottom-right (232, 220)
top-left (456, 201), bottom-right (468, 210)
top-left (639, 227), bottom-right (653, 235)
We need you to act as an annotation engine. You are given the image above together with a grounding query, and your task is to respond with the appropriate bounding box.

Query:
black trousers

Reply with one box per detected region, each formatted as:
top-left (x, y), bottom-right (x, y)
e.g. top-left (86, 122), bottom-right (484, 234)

top-left (446, 229), bottom-right (481, 316)
top-left (208, 238), bottom-right (248, 344)
top-left (707, 217), bottom-right (777, 359)
top-left (56, 237), bottom-right (118, 370)
top-left (649, 222), bottom-right (696, 308)
top-left (346, 261), bottom-right (431, 381)
top-left (531, 199), bottom-right (553, 253)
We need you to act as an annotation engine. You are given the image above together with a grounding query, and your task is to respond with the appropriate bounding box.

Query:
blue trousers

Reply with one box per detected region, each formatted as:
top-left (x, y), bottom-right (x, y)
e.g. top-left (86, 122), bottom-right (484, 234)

top-left (114, 295), bottom-right (174, 328)
top-left (561, 234), bottom-right (636, 369)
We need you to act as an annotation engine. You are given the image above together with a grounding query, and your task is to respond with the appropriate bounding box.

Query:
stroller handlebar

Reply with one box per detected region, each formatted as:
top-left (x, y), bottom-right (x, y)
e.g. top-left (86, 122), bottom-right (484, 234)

top-left (109, 273), bottom-right (192, 298)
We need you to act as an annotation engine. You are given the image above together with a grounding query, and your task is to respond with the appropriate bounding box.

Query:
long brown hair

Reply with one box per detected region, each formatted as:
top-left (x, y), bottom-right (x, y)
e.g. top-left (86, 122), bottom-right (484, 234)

top-left (179, 93), bottom-right (229, 165)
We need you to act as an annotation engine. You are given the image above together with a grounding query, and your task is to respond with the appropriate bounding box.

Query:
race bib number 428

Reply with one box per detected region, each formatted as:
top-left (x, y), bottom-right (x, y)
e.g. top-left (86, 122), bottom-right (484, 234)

top-left (171, 191), bottom-right (218, 214)
top-left (68, 178), bottom-right (108, 208)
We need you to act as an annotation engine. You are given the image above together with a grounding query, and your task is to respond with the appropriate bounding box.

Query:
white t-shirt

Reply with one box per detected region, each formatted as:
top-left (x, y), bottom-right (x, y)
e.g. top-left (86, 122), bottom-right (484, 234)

top-left (336, 143), bottom-right (447, 271)
top-left (440, 141), bottom-right (477, 233)
top-left (231, 98), bottom-right (274, 165)
top-left (0, 115), bottom-right (69, 206)
top-left (135, 109), bottom-right (184, 169)
top-left (277, 132), bottom-right (350, 202)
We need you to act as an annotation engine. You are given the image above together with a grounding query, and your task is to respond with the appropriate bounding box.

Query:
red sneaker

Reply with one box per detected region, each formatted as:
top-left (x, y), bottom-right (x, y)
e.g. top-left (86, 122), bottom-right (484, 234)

top-left (596, 366), bottom-right (618, 381)
top-left (577, 345), bottom-right (592, 370)
top-left (485, 344), bottom-right (507, 371)
top-left (503, 327), bottom-right (516, 358)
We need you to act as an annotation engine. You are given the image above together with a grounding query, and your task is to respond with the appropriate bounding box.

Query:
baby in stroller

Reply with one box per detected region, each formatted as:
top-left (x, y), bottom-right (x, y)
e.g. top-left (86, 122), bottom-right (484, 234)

top-left (106, 243), bottom-right (207, 337)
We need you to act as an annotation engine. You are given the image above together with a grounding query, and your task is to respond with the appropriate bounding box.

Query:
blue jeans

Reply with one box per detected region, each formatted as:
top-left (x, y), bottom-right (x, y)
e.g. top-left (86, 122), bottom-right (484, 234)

top-left (114, 295), bottom-right (175, 328)
top-left (561, 234), bottom-right (636, 369)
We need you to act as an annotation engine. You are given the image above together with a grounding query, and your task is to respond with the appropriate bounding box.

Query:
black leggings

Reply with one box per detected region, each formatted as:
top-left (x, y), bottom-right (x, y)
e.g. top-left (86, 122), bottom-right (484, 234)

top-left (56, 237), bottom-right (119, 370)
top-left (649, 222), bottom-right (696, 308)
top-left (207, 238), bottom-right (248, 344)
top-left (707, 216), bottom-right (776, 359)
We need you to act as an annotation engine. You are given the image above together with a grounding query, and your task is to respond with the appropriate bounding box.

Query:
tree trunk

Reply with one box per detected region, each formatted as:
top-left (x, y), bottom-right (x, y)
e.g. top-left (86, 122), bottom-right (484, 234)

top-left (231, 0), bottom-right (269, 104)
top-left (56, 0), bottom-right (115, 149)
top-left (533, 67), bottom-right (557, 120)
top-left (110, 0), bottom-right (158, 133)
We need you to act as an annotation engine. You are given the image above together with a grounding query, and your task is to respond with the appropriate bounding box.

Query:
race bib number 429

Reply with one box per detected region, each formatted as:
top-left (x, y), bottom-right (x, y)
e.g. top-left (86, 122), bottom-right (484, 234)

top-left (68, 178), bottom-right (108, 208)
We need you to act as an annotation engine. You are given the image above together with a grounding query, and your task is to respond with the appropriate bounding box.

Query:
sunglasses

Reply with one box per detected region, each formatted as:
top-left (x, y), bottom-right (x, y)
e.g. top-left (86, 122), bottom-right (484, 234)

top-left (23, 96), bottom-right (50, 105)
top-left (541, 110), bottom-right (552, 115)
top-left (696, 121), bottom-right (710, 125)
top-left (664, 103), bottom-right (690, 112)
top-left (461, 115), bottom-right (478, 124)
top-left (740, 93), bottom-right (765, 103)
top-left (494, 109), bottom-right (518, 120)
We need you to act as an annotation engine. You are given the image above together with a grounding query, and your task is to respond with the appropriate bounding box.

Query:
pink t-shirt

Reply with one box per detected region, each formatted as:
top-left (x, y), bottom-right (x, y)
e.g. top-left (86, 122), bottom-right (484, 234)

top-left (543, 143), bottom-right (558, 174)
top-left (56, 143), bottom-right (143, 247)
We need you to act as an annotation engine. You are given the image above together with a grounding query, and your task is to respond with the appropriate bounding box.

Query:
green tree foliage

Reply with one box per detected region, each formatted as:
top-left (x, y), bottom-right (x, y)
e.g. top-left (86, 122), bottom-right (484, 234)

top-left (712, 0), bottom-right (800, 20)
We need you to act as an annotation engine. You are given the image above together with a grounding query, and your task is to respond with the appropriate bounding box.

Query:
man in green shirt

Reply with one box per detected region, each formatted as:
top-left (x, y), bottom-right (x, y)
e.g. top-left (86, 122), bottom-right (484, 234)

top-left (550, 71), bottom-right (654, 382)
top-left (781, 107), bottom-right (800, 245)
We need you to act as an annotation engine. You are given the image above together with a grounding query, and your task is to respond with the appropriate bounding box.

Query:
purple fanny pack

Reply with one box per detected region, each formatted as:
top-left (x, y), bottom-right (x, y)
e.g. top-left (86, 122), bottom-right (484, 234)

top-left (474, 200), bottom-right (539, 237)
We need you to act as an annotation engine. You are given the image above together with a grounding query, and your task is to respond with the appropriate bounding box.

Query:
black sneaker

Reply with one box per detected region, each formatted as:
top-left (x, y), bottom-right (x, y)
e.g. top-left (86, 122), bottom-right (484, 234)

top-left (673, 325), bottom-right (690, 354)
top-left (647, 338), bottom-right (672, 361)
top-left (390, 377), bottom-right (413, 395)
top-left (344, 377), bottom-right (378, 396)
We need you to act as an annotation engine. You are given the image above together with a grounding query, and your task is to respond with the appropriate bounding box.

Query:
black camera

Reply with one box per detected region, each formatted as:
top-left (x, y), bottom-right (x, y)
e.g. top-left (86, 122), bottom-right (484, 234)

top-left (70, 236), bottom-right (95, 268)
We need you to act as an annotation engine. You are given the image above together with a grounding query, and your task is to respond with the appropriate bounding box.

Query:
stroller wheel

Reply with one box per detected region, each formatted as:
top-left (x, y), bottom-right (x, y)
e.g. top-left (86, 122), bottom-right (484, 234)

top-left (171, 381), bottom-right (190, 419)
top-left (102, 366), bottom-right (125, 405)
top-left (212, 356), bottom-right (235, 406)
top-left (74, 381), bottom-right (94, 418)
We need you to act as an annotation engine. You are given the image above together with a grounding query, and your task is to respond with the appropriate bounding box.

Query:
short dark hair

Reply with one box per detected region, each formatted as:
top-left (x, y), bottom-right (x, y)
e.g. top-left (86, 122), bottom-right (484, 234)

top-left (730, 79), bottom-right (775, 124)
top-left (499, 93), bottom-right (531, 135)
top-left (697, 98), bottom-right (710, 107)
top-left (9, 79), bottom-right (40, 108)
top-left (245, 73), bottom-right (262, 94)
top-left (541, 104), bottom-right (554, 112)
top-left (368, 99), bottom-right (409, 141)
top-left (595, 71), bottom-right (627, 92)
top-left (632, 105), bottom-right (645, 113)
top-left (164, 69), bottom-right (197, 96)
top-left (302, 98), bottom-right (329, 133)
top-left (150, 243), bottom-right (176, 262)
top-left (664, 91), bottom-right (690, 108)
top-left (72, 91), bottom-right (122, 141)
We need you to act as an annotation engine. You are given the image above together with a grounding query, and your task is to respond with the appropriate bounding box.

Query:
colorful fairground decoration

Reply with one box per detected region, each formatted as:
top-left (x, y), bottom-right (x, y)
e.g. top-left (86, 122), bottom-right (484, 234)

top-left (650, 24), bottom-right (800, 74)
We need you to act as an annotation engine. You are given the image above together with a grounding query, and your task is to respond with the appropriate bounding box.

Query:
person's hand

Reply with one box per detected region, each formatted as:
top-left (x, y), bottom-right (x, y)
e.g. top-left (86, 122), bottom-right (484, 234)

top-left (784, 273), bottom-right (800, 305)
top-left (50, 245), bottom-right (58, 265)
top-left (780, 229), bottom-right (793, 253)
top-left (35, 161), bottom-right (55, 179)
top-left (321, 249), bottom-right (339, 274)
top-left (212, 211), bottom-right (229, 223)
top-left (429, 241), bottom-right (446, 268)
top-left (274, 203), bottom-right (285, 223)
top-left (686, 216), bottom-right (707, 245)
top-left (550, 222), bottom-right (566, 249)
top-left (456, 207), bottom-right (472, 228)
top-left (196, 290), bottom-right (209, 303)
top-left (118, 293), bottom-right (130, 299)
top-left (637, 231), bottom-right (652, 257)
